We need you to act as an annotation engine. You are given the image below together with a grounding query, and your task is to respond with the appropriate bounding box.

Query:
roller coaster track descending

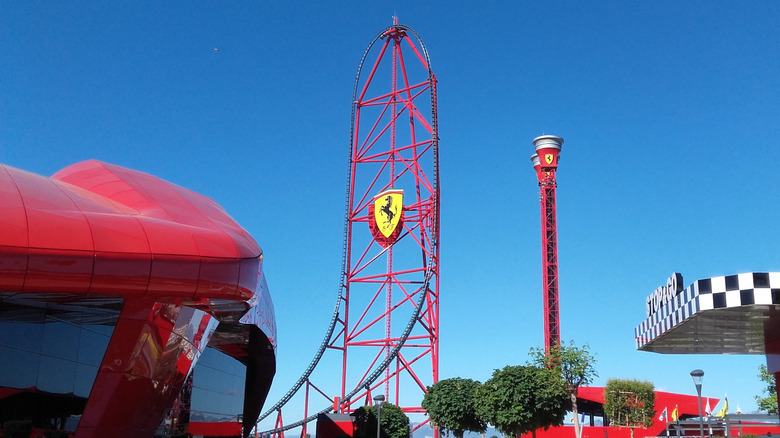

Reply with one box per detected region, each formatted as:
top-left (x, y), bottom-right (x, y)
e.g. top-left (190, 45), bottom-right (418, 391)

top-left (257, 19), bottom-right (440, 438)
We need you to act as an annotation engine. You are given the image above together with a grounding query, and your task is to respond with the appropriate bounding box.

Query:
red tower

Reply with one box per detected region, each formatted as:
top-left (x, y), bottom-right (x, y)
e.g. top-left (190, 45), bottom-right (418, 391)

top-left (531, 135), bottom-right (564, 355)
top-left (256, 20), bottom-right (439, 438)
top-left (337, 18), bottom-right (439, 420)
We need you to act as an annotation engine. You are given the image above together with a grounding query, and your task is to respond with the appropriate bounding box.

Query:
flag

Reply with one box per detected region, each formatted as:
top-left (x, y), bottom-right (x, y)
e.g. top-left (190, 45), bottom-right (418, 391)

top-left (659, 407), bottom-right (668, 422)
top-left (705, 398), bottom-right (712, 417)
top-left (716, 395), bottom-right (729, 417)
top-left (671, 405), bottom-right (679, 422)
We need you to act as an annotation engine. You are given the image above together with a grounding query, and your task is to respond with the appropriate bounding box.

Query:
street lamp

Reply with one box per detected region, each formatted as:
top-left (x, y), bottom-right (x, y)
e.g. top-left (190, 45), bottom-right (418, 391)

top-left (373, 394), bottom-right (385, 438)
top-left (690, 369), bottom-right (705, 438)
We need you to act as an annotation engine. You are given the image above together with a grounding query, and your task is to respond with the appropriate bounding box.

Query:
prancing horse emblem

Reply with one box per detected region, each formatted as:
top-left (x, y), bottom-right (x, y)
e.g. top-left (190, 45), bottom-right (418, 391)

top-left (379, 195), bottom-right (397, 231)
top-left (370, 189), bottom-right (403, 244)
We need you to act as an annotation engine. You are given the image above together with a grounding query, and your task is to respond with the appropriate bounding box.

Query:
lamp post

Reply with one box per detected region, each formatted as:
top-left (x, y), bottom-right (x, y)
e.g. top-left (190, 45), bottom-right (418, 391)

top-left (690, 369), bottom-right (705, 438)
top-left (373, 394), bottom-right (385, 438)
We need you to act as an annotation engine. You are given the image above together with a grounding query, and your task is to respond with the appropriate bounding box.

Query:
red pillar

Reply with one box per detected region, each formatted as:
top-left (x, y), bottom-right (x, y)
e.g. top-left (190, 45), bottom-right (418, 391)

top-left (531, 135), bottom-right (564, 355)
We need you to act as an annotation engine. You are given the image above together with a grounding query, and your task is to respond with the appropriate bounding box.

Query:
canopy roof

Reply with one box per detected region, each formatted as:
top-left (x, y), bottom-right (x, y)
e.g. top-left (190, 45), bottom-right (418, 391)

top-left (635, 272), bottom-right (780, 354)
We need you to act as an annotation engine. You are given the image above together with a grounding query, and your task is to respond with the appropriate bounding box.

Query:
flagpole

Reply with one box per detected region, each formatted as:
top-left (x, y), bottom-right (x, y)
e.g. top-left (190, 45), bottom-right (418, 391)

top-left (661, 407), bottom-right (669, 437)
top-left (665, 415), bottom-right (669, 437)
top-left (674, 405), bottom-right (679, 438)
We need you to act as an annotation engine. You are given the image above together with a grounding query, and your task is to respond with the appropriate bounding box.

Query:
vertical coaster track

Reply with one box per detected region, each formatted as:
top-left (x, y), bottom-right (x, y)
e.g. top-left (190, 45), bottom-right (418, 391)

top-left (257, 20), bottom-right (439, 437)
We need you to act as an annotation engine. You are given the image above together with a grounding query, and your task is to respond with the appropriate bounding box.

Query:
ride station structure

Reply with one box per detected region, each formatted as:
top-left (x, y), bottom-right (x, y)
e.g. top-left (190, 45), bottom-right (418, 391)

top-left (531, 135), bottom-right (564, 354)
top-left (633, 271), bottom-right (780, 435)
top-left (0, 160), bottom-right (277, 438)
top-left (257, 19), bottom-right (440, 438)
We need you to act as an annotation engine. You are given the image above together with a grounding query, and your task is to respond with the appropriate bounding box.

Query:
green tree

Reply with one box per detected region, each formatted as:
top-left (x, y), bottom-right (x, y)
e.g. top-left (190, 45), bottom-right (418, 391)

top-left (755, 364), bottom-right (778, 414)
top-left (422, 378), bottom-right (486, 438)
top-left (530, 341), bottom-right (598, 438)
top-left (355, 403), bottom-right (410, 438)
top-left (474, 365), bottom-right (568, 438)
top-left (603, 379), bottom-right (655, 438)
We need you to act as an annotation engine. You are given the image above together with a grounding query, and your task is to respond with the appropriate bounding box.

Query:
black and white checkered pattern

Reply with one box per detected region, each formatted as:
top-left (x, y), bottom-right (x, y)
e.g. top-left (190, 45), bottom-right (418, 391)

top-left (635, 272), bottom-right (780, 349)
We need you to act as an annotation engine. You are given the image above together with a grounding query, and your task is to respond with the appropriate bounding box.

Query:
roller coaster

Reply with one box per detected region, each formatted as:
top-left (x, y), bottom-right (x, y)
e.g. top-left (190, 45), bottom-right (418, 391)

top-left (257, 19), bottom-right (440, 437)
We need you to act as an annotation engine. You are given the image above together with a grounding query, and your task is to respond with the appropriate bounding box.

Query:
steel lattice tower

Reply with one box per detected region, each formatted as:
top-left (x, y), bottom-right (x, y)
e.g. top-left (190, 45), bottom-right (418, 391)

top-left (531, 135), bottom-right (563, 355)
top-left (256, 20), bottom-right (439, 438)
top-left (337, 19), bottom-right (440, 420)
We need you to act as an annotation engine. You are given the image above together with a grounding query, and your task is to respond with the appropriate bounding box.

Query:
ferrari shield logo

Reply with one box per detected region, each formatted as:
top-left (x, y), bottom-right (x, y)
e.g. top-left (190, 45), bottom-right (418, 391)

top-left (369, 189), bottom-right (404, 246)
top-left (374, 190), bottom-right (403, 237)
top-left (545, 154), bottom-right (554, 165)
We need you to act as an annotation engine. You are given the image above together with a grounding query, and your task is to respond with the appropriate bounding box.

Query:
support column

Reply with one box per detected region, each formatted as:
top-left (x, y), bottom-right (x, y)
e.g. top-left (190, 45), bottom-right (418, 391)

top-left (77, 299), bottom-right (214, 437)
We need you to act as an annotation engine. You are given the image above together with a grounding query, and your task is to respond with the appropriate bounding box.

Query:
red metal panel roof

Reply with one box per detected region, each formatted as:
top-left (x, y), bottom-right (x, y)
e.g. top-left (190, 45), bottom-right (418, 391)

top-left (0, 160), bottom-right (261, 302)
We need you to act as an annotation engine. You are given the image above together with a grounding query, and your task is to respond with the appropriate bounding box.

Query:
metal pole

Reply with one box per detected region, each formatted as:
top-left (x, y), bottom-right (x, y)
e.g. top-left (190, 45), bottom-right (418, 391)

top-left (696, 385), bottom-right (704, 437)
top-left (373, 394), bottom-right (385, 438)
top-left (691, 369), bottom-right (705, 438)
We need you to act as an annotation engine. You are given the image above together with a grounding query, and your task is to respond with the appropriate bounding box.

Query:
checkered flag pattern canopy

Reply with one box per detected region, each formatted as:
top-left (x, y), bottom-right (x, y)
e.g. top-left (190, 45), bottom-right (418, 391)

top-left (635, 272), bottom-right (780, 354)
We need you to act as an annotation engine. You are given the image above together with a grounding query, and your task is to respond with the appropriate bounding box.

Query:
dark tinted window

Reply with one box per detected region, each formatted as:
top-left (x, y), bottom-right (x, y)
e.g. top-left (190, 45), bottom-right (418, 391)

top-left (189, 347), bottom-right (245, 422)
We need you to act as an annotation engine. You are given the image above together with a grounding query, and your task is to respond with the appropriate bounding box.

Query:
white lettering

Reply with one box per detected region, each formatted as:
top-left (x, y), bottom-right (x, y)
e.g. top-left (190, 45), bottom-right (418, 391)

top-left (645, 273), bottom-right (684, 317)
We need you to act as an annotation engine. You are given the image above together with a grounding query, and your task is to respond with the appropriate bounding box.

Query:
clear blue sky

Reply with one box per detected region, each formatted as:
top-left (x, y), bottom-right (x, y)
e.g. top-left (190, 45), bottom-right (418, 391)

top-left (4, 0), bottom-right (780, 428)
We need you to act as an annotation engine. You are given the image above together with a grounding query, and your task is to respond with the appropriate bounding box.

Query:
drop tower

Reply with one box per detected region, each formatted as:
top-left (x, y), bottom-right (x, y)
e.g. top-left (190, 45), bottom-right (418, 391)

top-left (531, 135), bottom-right (564, 355)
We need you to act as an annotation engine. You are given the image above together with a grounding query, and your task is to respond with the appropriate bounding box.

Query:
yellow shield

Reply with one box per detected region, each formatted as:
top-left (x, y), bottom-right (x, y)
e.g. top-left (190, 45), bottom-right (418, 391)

top-left (545, 154), bottom-right (554, 165)
top-left (373, 189), bottom-right (403, 238)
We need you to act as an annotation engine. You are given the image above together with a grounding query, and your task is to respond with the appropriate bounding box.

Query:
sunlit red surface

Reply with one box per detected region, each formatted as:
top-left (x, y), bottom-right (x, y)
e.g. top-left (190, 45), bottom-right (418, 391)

top-left (0, 160), bottom-right (276, 438)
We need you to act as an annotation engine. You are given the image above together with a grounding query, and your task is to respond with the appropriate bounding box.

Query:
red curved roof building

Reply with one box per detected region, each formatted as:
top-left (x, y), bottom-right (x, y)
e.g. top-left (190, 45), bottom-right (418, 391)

top-left (0, 161), bottom-right (277, 438)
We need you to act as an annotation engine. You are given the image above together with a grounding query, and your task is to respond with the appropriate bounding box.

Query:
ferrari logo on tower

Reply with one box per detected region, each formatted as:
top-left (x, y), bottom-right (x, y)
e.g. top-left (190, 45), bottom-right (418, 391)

top-left (374, 190), bottom-right (402, 237)
top-left (369, 189), bottom-right (404, 246)
top-left (545, 154), bottom-right (554, 165)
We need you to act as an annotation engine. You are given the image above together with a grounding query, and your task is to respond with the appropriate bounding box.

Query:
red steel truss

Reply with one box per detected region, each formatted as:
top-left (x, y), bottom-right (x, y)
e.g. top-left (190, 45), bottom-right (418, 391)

top-left (257, 19), bottom-right (439, 438)
top-left (531, 136), bottom-right (564, 355)
top-left (337, 18), bottom-right (439, 421)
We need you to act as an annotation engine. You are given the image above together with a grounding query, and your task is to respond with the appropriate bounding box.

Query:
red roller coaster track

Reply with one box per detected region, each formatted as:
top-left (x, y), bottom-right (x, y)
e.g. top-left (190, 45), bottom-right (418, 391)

top-left (258, 19), bottom-right (439, 437)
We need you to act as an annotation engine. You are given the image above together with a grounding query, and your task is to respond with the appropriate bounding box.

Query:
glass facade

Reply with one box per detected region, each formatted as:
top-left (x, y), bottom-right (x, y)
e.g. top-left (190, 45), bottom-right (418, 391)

top-left (0, 295), bottom-right (250, 435)
top-left (189, 347), bottom-right (246, 423)
top-left (0, 296), bottom-right (119, 432)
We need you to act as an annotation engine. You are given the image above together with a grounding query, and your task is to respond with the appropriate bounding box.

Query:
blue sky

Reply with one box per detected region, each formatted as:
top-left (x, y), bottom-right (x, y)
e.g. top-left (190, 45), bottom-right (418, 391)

top-left (4, 0), bottom-right (780, 429)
